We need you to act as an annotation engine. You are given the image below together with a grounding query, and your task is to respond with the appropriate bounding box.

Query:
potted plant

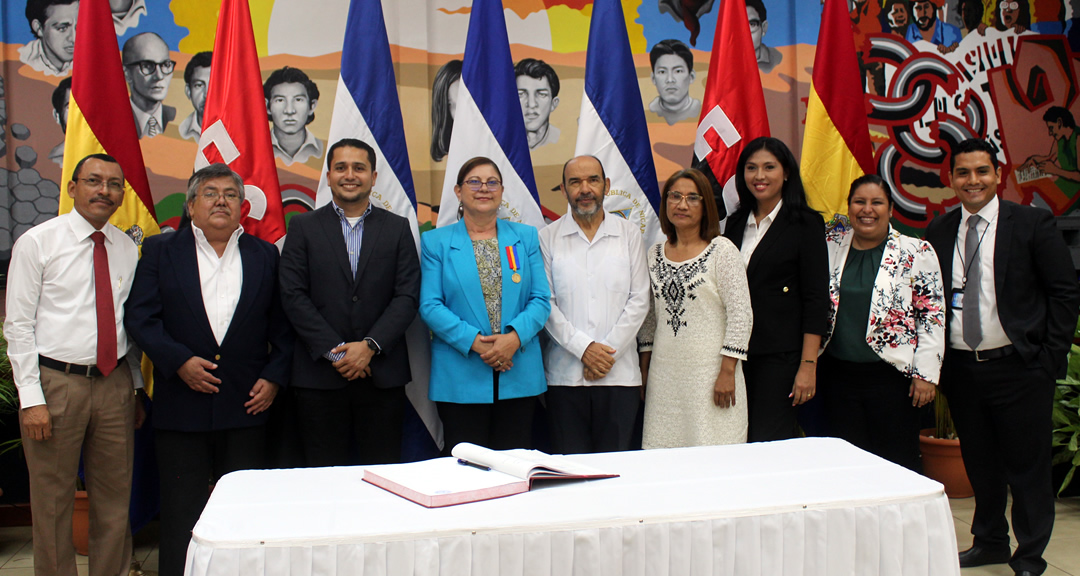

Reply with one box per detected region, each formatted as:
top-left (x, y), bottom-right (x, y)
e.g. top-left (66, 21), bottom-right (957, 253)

top-left (1051, 317), bottom-right (1080, 496)
top-left (919, 392), bottom-right (975, 498)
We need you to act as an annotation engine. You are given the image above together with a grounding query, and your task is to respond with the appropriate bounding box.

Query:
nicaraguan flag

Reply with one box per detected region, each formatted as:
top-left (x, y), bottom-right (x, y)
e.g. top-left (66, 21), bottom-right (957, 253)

top-left (575, 0), bottom-right (663, 246)
top-left (319, 0), bottom-right (442, 453)
top-left (436, 0), bottom-right (544, 228)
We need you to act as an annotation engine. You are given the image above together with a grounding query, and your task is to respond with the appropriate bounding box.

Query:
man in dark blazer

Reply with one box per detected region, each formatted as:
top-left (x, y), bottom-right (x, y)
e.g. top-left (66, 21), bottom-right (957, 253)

top-left (279, 138), bottom-right (420, 466)
top-left (926, 138), bottom-right (1080, 576)
top-left (125, 163), bottom-right (292, 576)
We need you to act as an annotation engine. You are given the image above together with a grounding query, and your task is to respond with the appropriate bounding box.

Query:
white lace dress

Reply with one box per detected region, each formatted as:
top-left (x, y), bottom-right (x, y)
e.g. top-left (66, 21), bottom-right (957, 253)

top-left (638, 236), bottom-right (753, 449)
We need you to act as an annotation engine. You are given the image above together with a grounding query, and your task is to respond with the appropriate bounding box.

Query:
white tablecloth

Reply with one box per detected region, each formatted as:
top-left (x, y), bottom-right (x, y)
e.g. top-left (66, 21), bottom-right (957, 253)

top-left (186, 437), bottom-right (960, 576)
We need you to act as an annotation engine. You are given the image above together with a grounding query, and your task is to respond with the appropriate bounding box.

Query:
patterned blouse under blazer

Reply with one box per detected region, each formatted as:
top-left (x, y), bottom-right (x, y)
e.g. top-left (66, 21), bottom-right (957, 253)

top-left (821, 225), bottom-right (947, 384)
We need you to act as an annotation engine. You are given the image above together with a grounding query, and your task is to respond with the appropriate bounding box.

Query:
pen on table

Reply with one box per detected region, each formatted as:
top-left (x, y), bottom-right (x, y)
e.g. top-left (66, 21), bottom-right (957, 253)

top-left (457, 458), bottom-right (491, 471)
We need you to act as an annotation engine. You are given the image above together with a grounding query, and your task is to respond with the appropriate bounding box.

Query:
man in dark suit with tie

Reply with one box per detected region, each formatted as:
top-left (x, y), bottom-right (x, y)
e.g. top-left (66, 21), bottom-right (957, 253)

top-left (926, 138), bottom-right (1080, 576)
top-left (125, 163), bottom-right (293, 576)
top-left (279, 138), bottom-right (421, 466)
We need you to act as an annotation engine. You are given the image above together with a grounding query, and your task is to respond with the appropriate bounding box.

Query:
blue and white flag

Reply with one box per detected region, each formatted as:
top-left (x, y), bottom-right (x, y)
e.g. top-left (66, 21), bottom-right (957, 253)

top-left (437, 0), bottom-right (544, 228)
top-left (318, 0), bottom-right (441, 452)
top-left (575, 0), bottom-right (663, 245)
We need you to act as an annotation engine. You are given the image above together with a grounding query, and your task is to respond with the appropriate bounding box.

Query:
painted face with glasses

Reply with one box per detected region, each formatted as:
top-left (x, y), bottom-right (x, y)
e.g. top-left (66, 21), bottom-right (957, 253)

top-left (454, 160), bottom-right (505, 220)
top-left (123, 33), bottom-right (175, 108)
top-left (999, 1), bottom-right (1019, 27)
top-left (666, 178), bottom-right (704, 232)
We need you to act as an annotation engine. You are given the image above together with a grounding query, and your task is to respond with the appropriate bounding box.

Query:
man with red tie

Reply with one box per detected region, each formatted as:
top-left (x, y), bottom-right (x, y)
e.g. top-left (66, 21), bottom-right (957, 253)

top-left (5, 154), bottom-right (145, 576)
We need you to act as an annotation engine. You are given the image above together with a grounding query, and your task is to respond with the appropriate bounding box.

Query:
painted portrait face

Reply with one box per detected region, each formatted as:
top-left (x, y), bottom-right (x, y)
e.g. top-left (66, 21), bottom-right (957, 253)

top-left (747, 6), bottom-right (765, 51)
top-left (914, 1), bottom-right (937, 31)
top-left (517, 75), bottom-right (559, 133)
top-left (124, 35), bottom-right (174, 105)
top-left (651, 54), bottom-right (694, 107)
top-left (33, 2), bottom-right (79, 69)
top-left (448, 79), bottom-right (460, 120)
top-left (888, 3), bottom-right (910, 28)
top-left (999, 1), bottom-right (1019, 27)
top-left (268, 82), bottom-right (314, 136)
top-left (185, 66), bottom-right (211, 117)
top-left (55, 88), bottom-right (70, 132)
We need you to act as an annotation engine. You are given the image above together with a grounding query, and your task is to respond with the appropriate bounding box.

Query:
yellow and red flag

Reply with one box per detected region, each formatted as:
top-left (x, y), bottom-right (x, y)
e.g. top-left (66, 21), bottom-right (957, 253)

top-left (59, 0), bottom-right (159, 243)
top-left (801, 0), bottom-right (876, 222)
top-left (196, 0), bottom-right (286, 244)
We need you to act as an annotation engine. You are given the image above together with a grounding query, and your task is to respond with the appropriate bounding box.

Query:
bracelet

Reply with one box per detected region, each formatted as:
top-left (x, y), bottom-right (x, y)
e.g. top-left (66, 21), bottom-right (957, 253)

top-left (802, 359), bottom-right (817, 364)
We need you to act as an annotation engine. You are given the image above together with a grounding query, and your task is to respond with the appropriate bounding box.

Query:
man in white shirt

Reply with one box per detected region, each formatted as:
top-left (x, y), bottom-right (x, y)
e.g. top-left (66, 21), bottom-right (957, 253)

top-left (5, 154), bottom-right (144, 576)
top-left (122, 32), bottom-right (176, 139)
top-left (124, 163), bottom-right (292, 576)
top-left (540, 156), bottom-right (651, 454)
top-left (927, 138), bottom-right (1080, 576)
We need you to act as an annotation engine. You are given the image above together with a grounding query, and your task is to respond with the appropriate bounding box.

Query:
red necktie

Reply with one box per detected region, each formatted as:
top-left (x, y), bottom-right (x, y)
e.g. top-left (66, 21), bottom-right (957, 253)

top-left (91, 231), bottom-right (117, 377)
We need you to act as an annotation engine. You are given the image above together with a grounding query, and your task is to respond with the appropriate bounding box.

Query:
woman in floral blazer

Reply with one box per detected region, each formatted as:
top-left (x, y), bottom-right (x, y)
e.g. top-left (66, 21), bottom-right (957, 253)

top-left (819, 175), bottom-right (945, 471)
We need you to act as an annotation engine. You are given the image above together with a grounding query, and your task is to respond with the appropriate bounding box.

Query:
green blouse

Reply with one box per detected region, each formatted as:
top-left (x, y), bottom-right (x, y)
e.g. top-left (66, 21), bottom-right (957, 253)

top-left (828, 238), bottom-right (886, 363)
top-left (473, 237), bottom-right (502, 334)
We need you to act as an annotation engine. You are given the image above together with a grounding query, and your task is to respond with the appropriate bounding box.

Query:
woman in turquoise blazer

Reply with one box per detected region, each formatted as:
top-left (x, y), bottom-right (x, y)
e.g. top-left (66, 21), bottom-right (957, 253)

top-left (420, 157), bottom-right (550, 452)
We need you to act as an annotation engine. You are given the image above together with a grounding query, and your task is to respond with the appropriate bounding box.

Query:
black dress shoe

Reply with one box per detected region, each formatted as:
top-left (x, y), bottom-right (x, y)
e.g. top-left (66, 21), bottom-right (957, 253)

top-left (1014, 571), bottom-right (1037, 576)
top-left (958, 545), bottom-right (1011, 568)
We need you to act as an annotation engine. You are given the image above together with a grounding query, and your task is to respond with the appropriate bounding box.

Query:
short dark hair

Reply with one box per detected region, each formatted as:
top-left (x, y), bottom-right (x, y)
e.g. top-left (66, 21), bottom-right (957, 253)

top-left (847, 174), bottom-right (894, 207)
top-left (326, 138), bottom-right (377, 171)
top-left (949, 138), bottom-right (998, 170)
top-left (186, 163), bottom-right (245, 205)
top-left (72, 154), bottom-right (121, 181)
top-left (514, 58), bottom-right (560, 98)
top-left (456, 157), bottom-right (503, 187)
top-left (745, 0), bottom-right (767, 21)
top-left (733, 137), bottom-right (812, 222)
top-left (561, 156), bottom-right (607, 187)
top-left (1043, 106), bottom-right (1076, 130)
top-left (263, 66), bottom-right (320, 125)
top-left (25, 0), bottom-right (76, 35)
top-left (659, 169), bottom-right (721, 245)
top-left (52, 76), bottom-right (72, 118)
top-left (184, 51), bottom-right (213, 86)
top-left (650, 39), bottom-right (693, 72)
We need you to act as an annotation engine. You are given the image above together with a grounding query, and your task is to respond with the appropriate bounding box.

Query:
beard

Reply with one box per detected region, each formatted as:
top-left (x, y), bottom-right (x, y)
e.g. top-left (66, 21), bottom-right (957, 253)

top-left (916, 15), bottom-right (935, 31)
top-left (570, 194), bottom-right (602, 218)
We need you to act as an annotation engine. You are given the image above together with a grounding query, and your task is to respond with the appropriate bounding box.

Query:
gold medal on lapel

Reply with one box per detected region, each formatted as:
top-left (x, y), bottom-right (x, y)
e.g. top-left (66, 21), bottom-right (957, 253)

top-left (506, 246), bottom-right (522, 284)
top-left (512, 272), bottom-right (521, 283)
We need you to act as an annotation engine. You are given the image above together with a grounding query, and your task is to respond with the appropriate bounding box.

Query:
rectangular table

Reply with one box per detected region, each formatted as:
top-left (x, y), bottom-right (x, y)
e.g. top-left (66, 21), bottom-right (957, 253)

top-left (186, 437), bottom-right (961, 576)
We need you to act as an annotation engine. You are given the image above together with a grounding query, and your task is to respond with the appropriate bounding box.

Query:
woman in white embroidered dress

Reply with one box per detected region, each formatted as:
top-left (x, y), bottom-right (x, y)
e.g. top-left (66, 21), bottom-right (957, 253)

top-left (820, 175), bottom-right (945, 471)
top-left (638, 169), bottom-right (753, 448)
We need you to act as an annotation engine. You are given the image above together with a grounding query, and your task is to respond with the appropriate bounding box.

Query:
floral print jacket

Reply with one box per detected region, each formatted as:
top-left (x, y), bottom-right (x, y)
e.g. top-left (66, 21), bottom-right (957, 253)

top-left (821, 225), bottom-right (946, 384)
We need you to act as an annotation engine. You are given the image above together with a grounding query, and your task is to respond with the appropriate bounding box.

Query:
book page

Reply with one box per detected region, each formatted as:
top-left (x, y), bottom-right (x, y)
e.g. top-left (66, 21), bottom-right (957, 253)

top-left (366, 457), bottom-right (523, 497)
top-left (451, 444), bottom-right (614, 479)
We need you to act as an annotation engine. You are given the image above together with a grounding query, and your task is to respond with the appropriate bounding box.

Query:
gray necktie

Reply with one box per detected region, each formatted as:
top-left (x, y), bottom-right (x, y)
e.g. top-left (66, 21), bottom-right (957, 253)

top-left (963, 214), bottom-right (983, 349)
top-left (145, 116), bottom-right (160, 138)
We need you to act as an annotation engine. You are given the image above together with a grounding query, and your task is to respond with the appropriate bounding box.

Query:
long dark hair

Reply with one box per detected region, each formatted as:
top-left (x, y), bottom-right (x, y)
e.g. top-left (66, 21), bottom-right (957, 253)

top-left (430, 60), bottom-right (462, 162)
top-left (732, 137), bottom-right (813, 224)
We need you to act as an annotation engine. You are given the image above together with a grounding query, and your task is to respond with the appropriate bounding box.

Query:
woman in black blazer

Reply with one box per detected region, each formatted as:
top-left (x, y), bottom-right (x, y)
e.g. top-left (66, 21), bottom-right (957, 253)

top-left (722, 137), bottom-right (829, 442)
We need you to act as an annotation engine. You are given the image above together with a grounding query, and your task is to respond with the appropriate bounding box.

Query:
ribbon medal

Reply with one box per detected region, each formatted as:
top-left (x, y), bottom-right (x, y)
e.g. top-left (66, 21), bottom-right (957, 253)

top-left (506, 245), bottom-right (522, 283)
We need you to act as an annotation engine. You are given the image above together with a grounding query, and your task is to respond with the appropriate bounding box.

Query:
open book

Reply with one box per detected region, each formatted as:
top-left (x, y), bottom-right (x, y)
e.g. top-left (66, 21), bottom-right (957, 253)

top-left (362, 443), bottom-right (619, 508)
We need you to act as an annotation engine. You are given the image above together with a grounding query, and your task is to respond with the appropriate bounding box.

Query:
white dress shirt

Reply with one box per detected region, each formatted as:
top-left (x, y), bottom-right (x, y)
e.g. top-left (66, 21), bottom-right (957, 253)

top-left (193, 224), bottom-right (244, 345)
top-left (179, 112), bottom-right (201, 141)
top-left (271, 129), bottom-right (324, 166)
top-left (740, 199), bottom-right (784, 264)
top-left (17, 39), bottom-right (72, 76)
top-left (4, 211), bottom-right (140, 408)
top-left (131, 100), bottom-right (164, 138)
top-left (949, 195), bottom-right (1011, 350)
top-left (540, 213), bottom-right (651, 387)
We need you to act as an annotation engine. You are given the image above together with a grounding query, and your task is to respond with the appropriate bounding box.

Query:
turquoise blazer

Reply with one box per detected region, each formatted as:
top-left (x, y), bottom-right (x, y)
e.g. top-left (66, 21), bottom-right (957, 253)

top-left (420, 219), bottom-right (550, 403)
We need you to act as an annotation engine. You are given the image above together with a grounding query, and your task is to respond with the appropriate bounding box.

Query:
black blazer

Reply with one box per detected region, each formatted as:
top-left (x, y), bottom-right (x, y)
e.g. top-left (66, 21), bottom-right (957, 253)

top-left (279, 204), bottom-right (420, 390)
top-left (125, 227), bottom-right (293, 432)
top-left (926, 199), bottom-right (1080, 377)
top-left (724, 204), bottom-right (830, 355)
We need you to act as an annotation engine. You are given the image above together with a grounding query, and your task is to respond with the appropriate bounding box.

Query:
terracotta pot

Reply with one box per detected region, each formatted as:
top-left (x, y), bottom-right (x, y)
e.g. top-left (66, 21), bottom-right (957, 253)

top-left (72, 490), bottom-right (89, 556)
top-left (919, 428), bottom-right (974, 498)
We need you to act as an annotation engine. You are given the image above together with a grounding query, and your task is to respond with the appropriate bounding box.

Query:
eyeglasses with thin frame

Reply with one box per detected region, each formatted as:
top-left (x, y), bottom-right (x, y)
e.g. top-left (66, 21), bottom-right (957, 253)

top-left (126, 60), bottom-right (176, 76)
top-left (77, 178), bottom-right (125, 194)
top-left (667, 191), bottom-right (703, 206)
top-left (200, 191), bottom-right (242, 203)
top-left (465, 178), bottom-right (503, 191)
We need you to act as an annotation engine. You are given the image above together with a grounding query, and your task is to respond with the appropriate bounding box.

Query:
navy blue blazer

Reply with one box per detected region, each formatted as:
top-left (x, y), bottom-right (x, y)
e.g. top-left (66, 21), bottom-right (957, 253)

top-left (125, 227), bottom-right (293, 432)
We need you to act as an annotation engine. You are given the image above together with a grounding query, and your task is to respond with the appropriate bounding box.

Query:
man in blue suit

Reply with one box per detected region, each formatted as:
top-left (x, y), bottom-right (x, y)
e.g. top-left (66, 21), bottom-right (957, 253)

top-left (125, 163), bottom-right (292, 576)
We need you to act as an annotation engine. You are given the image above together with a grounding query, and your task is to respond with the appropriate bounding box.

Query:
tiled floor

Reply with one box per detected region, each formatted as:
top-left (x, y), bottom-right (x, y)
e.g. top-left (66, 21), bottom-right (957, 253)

top-left (3, 498), bottom-right (1080, 574)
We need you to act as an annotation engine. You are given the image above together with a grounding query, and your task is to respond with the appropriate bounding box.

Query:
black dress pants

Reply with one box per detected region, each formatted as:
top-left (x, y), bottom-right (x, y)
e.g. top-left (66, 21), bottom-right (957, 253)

top-left (744, 351), bottom-right (800, 442)
top-left (292, 382), bottom-right (406, 467)
top-left (155, 426), bottom-right (266, 576)
top-left (546, 385), bottom-right (640, 454)
top-left (943, 350), bottom-right (1054, 575)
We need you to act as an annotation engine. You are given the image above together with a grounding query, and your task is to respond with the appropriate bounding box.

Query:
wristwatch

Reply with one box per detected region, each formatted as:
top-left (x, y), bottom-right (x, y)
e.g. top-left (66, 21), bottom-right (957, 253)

top-left (363, 337), bottom-right (381, 355)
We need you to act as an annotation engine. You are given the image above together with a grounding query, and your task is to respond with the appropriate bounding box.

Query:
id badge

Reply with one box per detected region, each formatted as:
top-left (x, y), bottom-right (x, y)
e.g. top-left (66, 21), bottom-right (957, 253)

top-left (951, 288), bottom-right (964, 309)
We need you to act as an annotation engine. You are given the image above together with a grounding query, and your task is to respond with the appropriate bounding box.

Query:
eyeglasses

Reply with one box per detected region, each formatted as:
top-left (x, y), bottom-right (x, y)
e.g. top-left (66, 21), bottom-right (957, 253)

top-left (200, 191), bottom-right (241, 203)
top-left (999, 1), bottom-right (1019, 8)
top-left (77, 178), bottom-right (124, 193)
top-left (465, 178), bottom-right (502, 191)
top-left (667, 192), bottom-right (703, 206)
top-left (126, 60), bottom-right (176, 76)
